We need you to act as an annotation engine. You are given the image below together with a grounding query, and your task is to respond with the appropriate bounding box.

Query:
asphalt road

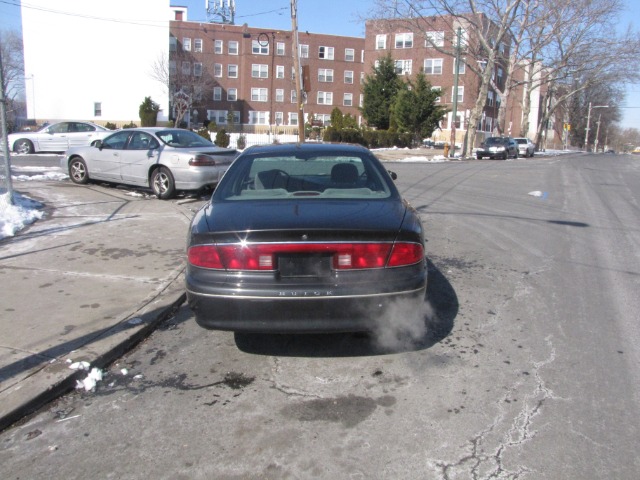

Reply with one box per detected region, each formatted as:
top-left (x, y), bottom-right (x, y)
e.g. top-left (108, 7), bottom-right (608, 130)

top-left (1, 153), bottom-right (639, 479)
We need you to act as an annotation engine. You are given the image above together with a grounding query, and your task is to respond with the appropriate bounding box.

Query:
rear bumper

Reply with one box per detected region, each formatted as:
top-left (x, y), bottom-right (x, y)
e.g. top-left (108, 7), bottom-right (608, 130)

top-left (186, 287), bottom-right (427, 333)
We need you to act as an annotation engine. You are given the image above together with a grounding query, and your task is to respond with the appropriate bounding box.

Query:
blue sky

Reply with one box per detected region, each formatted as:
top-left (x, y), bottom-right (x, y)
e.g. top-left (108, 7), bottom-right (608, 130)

top-left (1, 0), bottom-right (638, 129)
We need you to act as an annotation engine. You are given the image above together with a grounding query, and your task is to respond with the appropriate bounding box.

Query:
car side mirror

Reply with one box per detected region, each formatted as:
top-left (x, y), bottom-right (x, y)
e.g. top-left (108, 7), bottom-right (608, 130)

top-left (388, 170), bottom-right (398, 180)
top-left (94, 140), bottom-right (103, 149)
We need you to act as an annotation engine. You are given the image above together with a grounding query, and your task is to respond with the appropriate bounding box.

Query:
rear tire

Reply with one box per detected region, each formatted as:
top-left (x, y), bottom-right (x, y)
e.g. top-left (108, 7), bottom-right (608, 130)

top-left (14, 139), bottom-right (34, 154)
top-left (151, 167), bottom-right (176, 199)
top-left (68, 157), bottom-right (89, 184)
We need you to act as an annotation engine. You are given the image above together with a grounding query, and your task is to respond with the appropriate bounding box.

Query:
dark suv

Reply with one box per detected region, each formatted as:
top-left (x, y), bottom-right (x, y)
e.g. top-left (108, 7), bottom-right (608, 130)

top-left (476, 137), bottom-right (519, 160)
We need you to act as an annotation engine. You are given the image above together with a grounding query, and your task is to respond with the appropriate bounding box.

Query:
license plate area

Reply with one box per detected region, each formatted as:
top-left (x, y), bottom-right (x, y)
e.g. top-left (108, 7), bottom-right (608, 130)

top-left (278, 254), bottom-right (332, 278)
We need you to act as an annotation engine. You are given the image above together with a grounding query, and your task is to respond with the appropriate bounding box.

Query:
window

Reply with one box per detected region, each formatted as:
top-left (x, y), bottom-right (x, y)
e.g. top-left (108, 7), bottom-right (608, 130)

top-left (487, 91), bottom-right (494, 106)
top-left (252, 40), bottom-right (269, 55)
top-left (228, 64), bottom-right (238, 78)
top-left (251, 88), bottom-right (268, 102)
top-left (276, 42), bottom-right (285, 55)
top-left (452, 86), bottom-right (464, 103)
top-left (231, 111), bottom-right (241, 124)
top-left (317, 91), bottom-right (333, 105)
top-left (344, 70), bottom-right (354, 84)
top-left (169, 60), bottom-right (176, 76)
top-left (315, 114), bottom-right (331, 126)
top-left (194, 38), bottom-right (203, 52)
top-left (94, 102), bottom-right (101, 117)
top-left (214, 40), bottom-right (223, 54)
top-left (213, 87), bottom-right (222, 101)
top-left (360, 72), bottom-right (365, 84)
top-left (319, 46), bottom-right (334, 60)
top-left (288, 112), bottom-right (298, 126)
top-left (276, 65), bottom-right (285, 79)
top-left (275, 89), bottom-right (284, 102)
top-left (343, 93), bottom-right (353, 107)
top-left (228, 88), bottom-right (237, 101)
top-left (359, 94), bottom-right (363, 108)
top-left (345, 48), bottom-right (355, 61)
top-left (275, 111), bottom-right (284, 125)
top-left (208, 110), bottom-right (227, 124)
top-left (299, 44), bottom-right (309, 58)
top-left (214, 63), bottom-right (222, 77)
top-left (194, 62), bottom-right (203, 76)
top-left (169, 37), bottom-right (177, 52)
top-left (452, 28), bottom-right (468, 48)
top-left (249, 111), bottom-right (268, 125)
top-left (291, 90), bottom-right (297, 103)
top-left (228, 41), bottom-right (238, 55)
top-left (182, 38), bottom-right (191, 51)
top-left (318, 68), bottom-right (334, 82)
top-left (424, 58), bottom-right (443, 74)
top-left (182, 61), bottom-right (190, 75)
top-left (432, 86), bottom-right (442, 103)
top-left (454, 58), bottom-right (466, 74)
top-left (376, 34), bottom-right (387, 50)
top-left (395, 33), bottom-right (413, 49)
top-left (425, 31), bottom-right (444, 47)
top-left (394, 59), bottom-right (412, 75)
top-left (252, 64), bottom-right (269, 78)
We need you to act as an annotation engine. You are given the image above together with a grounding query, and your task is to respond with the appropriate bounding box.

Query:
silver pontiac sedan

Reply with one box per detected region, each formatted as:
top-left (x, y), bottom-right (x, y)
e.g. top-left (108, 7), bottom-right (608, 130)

top-left (8, 121), bottom-right (112, 154)
top-left (61, 128), bottom-right (238, 199)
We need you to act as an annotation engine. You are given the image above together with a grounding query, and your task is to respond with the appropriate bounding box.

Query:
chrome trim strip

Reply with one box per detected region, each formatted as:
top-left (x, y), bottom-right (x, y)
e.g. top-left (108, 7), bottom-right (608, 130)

top-left (186, 286), bottom-right (425, 300)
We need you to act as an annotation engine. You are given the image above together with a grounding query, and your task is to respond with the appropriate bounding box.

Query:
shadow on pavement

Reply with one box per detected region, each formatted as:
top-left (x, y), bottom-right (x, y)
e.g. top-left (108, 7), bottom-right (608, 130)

top-left (234, 259), bottom-right (458, 357)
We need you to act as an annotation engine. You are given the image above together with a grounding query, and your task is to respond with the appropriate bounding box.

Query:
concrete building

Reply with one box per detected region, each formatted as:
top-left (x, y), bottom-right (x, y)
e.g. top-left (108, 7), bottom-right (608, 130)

top-left (22, 0), bottom-right (171, 125)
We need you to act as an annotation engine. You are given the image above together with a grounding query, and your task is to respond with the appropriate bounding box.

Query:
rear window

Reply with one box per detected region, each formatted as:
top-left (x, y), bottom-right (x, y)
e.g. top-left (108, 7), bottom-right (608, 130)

top-left (215, 153), bottom-right (393, 200)
top-left (486, 137), bottom-right (507, 145)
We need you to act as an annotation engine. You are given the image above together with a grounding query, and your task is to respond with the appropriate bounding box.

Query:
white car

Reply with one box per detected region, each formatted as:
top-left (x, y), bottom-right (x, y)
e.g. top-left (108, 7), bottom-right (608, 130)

top-left (7, 121), bottom-right (112, 154)
top-left (61, 127), bottom-right (239, 199)
top-left (514, 137), bottom-right (535, 157)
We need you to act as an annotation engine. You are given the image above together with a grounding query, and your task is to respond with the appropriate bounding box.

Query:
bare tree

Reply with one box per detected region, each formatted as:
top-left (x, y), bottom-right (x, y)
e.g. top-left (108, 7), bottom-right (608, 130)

top-left (0, 30), bottom-right (25, 129)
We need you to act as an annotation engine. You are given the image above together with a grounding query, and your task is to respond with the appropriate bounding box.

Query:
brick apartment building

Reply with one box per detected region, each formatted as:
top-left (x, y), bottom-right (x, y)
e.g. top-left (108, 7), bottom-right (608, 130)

top-left (169, 15), bottom-right (366, 134)
top-left (169, 7), bottom-right (545, 145)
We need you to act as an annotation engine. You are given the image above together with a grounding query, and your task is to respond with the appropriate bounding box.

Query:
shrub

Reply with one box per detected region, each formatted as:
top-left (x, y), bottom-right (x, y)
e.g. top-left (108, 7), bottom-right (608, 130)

top-left (139, 96), bottom-right (161, 127)
top-left (104, 122), bottom-right (117, 130)
top-left (236, 134), bottom-right (247, 150)
top-left (215, 129), bottom-right (230, 148)
top-left (196, 128), bottom-right (211, 141)
top-left (122, 121), bottom-right (138, 129)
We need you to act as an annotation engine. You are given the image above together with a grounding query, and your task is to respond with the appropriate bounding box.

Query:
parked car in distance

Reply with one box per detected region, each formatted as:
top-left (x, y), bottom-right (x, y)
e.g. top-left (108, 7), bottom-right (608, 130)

top-left (476, 136), bottom-right (519, 160)
top-left (8, 121), bottom-right (112, 154)
top-left (61, 128), bottom-right (238, 199)
top-left (185, 143), bottom-right (428, 333)
top-left (514, 137), bottom-right (535, 157)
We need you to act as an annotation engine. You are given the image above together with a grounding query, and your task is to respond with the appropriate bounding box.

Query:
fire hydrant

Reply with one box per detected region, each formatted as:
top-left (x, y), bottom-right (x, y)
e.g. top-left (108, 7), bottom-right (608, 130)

top-left (443, 143), bottom-right (450, 157)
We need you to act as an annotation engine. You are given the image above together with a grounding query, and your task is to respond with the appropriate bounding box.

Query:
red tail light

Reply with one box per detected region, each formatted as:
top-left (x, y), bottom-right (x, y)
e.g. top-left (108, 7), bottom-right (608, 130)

top-left (188, 242), bottom-right (423, 271)
top-left (189, 154), bottom-right (217, 166)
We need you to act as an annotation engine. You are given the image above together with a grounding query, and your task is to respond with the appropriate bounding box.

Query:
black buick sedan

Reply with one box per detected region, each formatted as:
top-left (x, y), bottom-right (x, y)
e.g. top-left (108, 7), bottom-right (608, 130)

top-left (185, 143), bottom-right (428, 333)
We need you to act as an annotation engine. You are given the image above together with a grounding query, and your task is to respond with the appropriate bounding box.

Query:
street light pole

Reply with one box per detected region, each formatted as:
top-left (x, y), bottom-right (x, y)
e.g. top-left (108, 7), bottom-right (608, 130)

top-left (584, 102), bottom-right (609, 152)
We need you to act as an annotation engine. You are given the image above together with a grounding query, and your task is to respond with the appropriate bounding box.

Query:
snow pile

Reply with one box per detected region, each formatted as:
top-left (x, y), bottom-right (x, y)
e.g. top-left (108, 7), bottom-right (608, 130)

top-left (0, 191), bottom-right (45, 239)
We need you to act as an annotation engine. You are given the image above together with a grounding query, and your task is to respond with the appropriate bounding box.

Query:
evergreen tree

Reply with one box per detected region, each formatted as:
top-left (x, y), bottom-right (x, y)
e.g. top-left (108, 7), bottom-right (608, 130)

top-left (392, 72), bottom-right (447, 142)
top-left (360, 54), bottom-right (402, 130)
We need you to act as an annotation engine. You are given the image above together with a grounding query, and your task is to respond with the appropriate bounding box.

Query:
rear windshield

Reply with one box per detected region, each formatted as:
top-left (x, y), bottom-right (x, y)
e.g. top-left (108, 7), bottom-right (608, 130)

top-left (215, 153), bottom-right (393, 200)
top-left (155, 129), bottom-right (214, 148)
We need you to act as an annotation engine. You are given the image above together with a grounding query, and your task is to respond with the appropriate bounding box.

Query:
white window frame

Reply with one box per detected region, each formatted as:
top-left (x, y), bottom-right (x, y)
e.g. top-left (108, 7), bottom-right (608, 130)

top-left (424, 58), bottom-right (443, 75)
top-left (275, 89), bottom-right (284, 102)
top-left (228, 64), bottom-right (238, 78)
top-left (252, 40), bottom-right (269, 55)
top-left (276, 65), bottom-right (285, 79)
top-left (214, 40), bottom-right (223, 54)
top-left (276, 42), bottom-right (285, 55)
top-left (291, 90), bottom-right (297, 103)
top-left (345, 48), bottom-right (355, 61)
top-left (454, 58), bottom-right (466, 75)
top-left (317, 91), bottom-right (333, 105)
top-left (318, 68), bottom-right (334, 82)
top-left (252, 64), bottom-right (269, 79)
top-left (275, 111), bottom-right (284, 125)
top-left (344, 70), bottom-right (354, 84)
top-left (376, 34), bottom-right (387, 50)
top-left (318, 46), bottom-right (334, 60)
top-left (251, 88), bottom-right (268, 102)
top-left (214, 63), bottom-right (222, 77)
top-left (299, 44), bottom-right (309, 58)
top-left (288, 112), bottom-right (298, 126)
top-left (227, 88), bottom-right (237, 102)
top-left (213, 87), bottom-right (222, 101)
top-left (249, 111), bottom-right (268, 125)
top-left (343, 93), bottom-right (353, 107)
top-left (228, 41), bottom-right (238, 55)
top-left (452, 86), bottom-right (464, 103)
top-left (169, 37), bottom-right (177, 52)
top-left (395, 59), bottom-right (412, 75)
top-left (432, 86), bottom-right (442, 103)
top-left (395, 33), bottom-right (413, 49)
top-left (182, 38), bottom-right (191, 51)
top-left (181, 61), bottom-right (190, 75)
top-left (194, 38), bottom-right (203, 52)
top-left (425, 31), bottom-right (444, 47)
top-left (193, 62), bottom-right (203, 76)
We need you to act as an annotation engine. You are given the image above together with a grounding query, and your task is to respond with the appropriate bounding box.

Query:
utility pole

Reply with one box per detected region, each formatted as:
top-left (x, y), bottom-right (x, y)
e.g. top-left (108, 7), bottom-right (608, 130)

top-left (449, 27), bottom-right (461, 158)
top-left (0, 33), bottom-right (15, 204)
top-left (290, 0), bottom-right (305, 143)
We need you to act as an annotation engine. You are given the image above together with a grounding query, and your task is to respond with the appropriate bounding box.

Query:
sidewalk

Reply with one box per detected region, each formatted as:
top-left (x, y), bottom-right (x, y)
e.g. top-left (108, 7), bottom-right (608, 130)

top-left (0, 179), bottom-right (192, 431)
